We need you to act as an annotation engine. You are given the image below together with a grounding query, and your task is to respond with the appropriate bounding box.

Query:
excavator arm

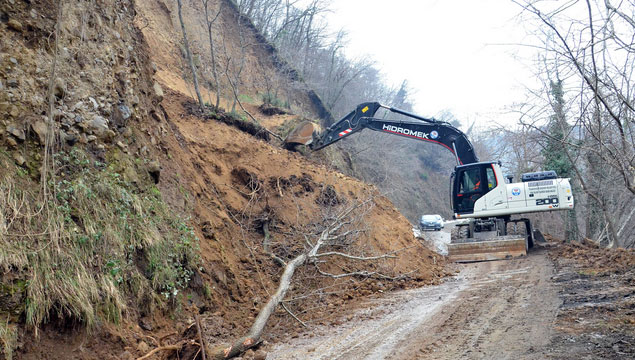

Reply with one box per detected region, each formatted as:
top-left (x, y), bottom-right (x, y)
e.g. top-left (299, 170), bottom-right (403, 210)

top-left (288, 102), bottom-right (478, 165)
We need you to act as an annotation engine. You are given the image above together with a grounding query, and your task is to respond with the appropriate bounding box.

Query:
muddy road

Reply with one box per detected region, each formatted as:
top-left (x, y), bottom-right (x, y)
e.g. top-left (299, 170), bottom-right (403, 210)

top-left (269, 249), bottom-right (560, 359)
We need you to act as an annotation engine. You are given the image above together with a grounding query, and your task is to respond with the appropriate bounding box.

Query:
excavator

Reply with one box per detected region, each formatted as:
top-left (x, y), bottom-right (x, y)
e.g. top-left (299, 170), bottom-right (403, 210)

top-left (285, 102), bottom-right (575, 262)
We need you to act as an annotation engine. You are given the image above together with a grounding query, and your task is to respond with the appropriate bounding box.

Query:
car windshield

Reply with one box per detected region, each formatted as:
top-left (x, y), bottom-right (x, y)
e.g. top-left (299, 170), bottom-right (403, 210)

top-left (421, 215), bottom-right (440, 222)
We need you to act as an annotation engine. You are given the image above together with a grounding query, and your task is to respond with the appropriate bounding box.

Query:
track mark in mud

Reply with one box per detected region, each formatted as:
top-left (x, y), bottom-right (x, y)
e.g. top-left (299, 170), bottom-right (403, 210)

top-left (269, 276), bottom-right (469, 360)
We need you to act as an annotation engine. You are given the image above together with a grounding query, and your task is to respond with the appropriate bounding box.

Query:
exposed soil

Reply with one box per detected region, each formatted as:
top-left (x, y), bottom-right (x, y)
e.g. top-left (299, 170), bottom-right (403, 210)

top-left (268, 241), bottom-right (635, 359)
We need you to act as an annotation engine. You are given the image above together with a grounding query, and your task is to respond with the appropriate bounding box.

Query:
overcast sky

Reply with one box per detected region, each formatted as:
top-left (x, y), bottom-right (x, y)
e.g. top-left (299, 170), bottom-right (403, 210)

top-left (324, 0), bottom-right (538, 128)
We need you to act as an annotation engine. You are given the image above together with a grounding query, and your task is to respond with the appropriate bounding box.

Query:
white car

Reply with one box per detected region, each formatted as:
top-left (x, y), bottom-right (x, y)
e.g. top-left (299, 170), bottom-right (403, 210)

top-left (419, 214), bottom-right (444, 231)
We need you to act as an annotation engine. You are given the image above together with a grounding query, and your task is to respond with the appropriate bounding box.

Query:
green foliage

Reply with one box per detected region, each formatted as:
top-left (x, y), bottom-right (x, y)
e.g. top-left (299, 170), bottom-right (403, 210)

top-left (543, 80), bottom-right (574, 177)
top-left (238, 94), bottom-right (254, 103)
top-left (543, 80), bottom-right (580, 241)
top-left (227, 110), bottom-right (247, 122)
top-left (261, 92), bottom-right (289, 108)
top-left (0, 149), bottom-right (200, 330)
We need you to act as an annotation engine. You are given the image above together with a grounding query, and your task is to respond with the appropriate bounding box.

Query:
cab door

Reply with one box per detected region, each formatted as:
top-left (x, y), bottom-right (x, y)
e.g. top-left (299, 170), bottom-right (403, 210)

top-left (453, 166), bottom-right (486, 214)
top-left (483, 165), bottom-right (507, 211)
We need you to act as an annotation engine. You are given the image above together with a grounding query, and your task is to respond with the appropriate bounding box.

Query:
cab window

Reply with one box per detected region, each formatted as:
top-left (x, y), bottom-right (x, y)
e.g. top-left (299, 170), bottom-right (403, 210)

top-left (459, 168), bottom-right (481, 194)
top-left (486, 166), bottom-right (497, 190)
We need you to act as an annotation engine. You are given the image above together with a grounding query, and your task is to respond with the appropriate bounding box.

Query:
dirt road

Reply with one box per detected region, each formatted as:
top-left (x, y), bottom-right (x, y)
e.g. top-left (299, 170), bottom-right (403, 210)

top-left (269, 249), bottom-right (561, 359)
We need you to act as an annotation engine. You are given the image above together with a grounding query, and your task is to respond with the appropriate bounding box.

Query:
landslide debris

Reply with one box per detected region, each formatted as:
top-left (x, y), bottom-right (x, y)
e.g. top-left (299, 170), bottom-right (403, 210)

top-left (545, 240), bottom-right (635, 359)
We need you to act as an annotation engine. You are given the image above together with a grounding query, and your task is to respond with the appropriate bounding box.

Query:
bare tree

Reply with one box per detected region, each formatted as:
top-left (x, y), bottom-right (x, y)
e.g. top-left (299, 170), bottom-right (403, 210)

top-left (177, 0), bottom-right (204, 110)
top-left (512, 0), bottom-right (635, 247)
top-left (202, 0), bottom-right (223, 109)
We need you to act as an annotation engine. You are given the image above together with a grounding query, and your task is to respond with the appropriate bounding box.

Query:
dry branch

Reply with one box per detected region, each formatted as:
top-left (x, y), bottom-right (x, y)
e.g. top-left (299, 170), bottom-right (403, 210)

top-left (208, 198), bottom-right (400, 358)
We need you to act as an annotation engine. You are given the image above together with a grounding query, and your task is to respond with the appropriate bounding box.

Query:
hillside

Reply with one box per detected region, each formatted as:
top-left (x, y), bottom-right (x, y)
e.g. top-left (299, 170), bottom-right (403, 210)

top-left (0, 0), bottom-right (448, 358)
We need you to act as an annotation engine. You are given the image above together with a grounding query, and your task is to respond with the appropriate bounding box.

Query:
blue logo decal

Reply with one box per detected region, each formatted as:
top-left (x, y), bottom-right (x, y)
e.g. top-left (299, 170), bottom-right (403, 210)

top-left (430, 131), bottom-right (439, 139)
top-left (511, 187), bottom-right (521, 196)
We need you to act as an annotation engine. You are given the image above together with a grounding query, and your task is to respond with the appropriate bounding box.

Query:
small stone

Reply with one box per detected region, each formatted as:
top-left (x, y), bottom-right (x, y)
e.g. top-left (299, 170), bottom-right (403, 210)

top-left (150, 62), bottom-right (158, 74)
top-left (72, 101), bottom-right (83, 111)
top-left (6, 124), bottom-right (25, 141)
top-left (9, 106), bottom-right (20, 118)
top-left (13, 153), bottom-right (25, 166)
top-left (64, 132), bottom-right (78, 146)
top-left (147, 161), bottom-right (160, 184)
top-left (53, 78), bottom-right (66, 98)
top-left (13, 153), bottom-right (26, 166)
top-left (30, 120), bottom-right (48, 144)
top-left (30, 9), bottom-right (37, 19)
top-left (136, 341), bottom-right (149, 354)
top-left (119, 351), bottom-right (134, 360)
top-left (153, 82), bottom-right (164, 102)
top-left (7, 19), bottom-right (23, 33)
top-left (138, 318), bottom-right (153, 331)
top-left (244, 349), bottom-right (255, 359)
top-left (254, 350), bottom-right (267, 360)
top-left (0, 80), bottom-right (3, 91)
top-left (7, 79), bottom-right (18, 88)
top-left (116, 141), bottom-right (126, 149)
top-left (118, 104), bottom-right (131, 121)
top-left (6, 137), bottom-right (18, 148)
top-left (89, 97), bottom-right (99, 110)
top-left (9, 58), bottom-right (17, 65)
top-left (89, 115), bottom-right (109, 136)
top-left (60, 47), bottom-right (70, 59)
top-left (87, 135), bottom-right (97, 142)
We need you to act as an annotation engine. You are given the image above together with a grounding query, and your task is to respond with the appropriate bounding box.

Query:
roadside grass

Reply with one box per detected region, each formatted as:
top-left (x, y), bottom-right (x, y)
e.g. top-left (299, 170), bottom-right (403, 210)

top-left (0, 149), bottom-right (200, 332)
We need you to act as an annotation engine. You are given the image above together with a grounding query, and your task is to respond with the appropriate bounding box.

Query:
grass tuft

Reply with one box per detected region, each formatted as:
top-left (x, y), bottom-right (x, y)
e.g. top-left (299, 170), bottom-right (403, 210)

top-left (0, 149), bottom-right (200, 332)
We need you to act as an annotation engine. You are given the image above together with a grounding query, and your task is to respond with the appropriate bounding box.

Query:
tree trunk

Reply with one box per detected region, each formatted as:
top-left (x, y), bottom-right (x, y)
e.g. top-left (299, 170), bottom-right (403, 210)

top-left (210, 253), bottom-right (307, 359)
top-left (203, 0), bottom-right (221, 109)
top-left (177, 0), bottom-right (204, 110)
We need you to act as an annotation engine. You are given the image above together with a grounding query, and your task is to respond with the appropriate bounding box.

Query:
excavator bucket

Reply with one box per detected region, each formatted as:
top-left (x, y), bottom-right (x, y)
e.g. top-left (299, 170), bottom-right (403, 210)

top-left (448, 236), bottom-right (528, 263)
top-left (284, 121), bottom-right (316, 147)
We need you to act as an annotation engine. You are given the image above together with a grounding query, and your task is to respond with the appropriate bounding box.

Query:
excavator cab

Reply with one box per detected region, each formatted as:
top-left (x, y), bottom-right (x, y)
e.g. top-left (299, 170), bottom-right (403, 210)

top-left (452, 162), bottom-right (499, 215)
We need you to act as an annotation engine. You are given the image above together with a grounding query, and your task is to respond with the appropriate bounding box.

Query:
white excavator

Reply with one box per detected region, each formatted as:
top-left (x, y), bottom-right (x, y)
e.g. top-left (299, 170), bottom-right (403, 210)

top-left (285, 102), bottom-right (574, 262)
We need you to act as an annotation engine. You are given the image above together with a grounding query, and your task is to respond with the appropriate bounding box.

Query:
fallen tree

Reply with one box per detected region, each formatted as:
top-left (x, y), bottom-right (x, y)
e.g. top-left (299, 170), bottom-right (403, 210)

top-left (208, 197), bottom-right (402, 359)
